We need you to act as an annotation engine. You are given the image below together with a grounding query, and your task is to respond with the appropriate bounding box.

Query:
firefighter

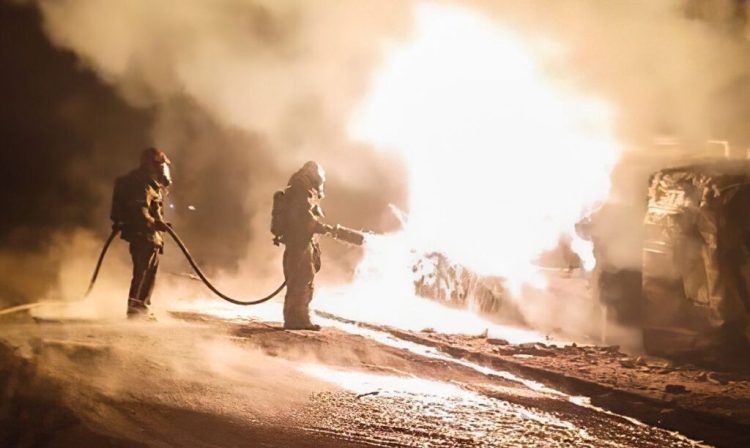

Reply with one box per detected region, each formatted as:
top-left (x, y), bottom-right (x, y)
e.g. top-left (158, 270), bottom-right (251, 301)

top-left (280, 161), bottom-right (334, 330)
top-left (110, 147), bottom-right (172, 319)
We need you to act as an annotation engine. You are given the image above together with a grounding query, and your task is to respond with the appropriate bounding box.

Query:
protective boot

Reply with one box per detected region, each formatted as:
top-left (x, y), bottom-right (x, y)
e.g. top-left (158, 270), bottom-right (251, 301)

top-left (283, 322), bottom-right (321, 331)
top-left (282, 293), bottom-right (319, 330)
top-left (127, 298), bottom-right (157, 321)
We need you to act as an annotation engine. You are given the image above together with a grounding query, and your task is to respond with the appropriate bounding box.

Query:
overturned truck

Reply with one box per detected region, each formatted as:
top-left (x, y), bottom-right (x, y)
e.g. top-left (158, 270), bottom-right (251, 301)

top-left (642, 161), bottom-right (750, 357)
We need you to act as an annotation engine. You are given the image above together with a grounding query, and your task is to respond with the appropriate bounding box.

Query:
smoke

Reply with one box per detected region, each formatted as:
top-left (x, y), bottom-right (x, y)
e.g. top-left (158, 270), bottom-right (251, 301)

top-left (0, 0), bottom-right (412, 307)
top-left (25, 0), bottom-right (750, 270)
top-left (3, 0), bottom-right (750, 346)
top-left (324, 0), bottom-right (750, 347)
top-left (463, 0), bottom-right (750, 145)
top-left (32, 0), bottom-right (412, 201)
top-left (44, 0), bottom-right (409, 289)
top-left (462, 0), bottom-right (750, 270)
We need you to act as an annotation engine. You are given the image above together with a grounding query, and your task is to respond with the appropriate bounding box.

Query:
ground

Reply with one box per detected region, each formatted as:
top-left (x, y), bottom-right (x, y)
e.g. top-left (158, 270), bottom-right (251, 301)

top-left (0, 301), bottom-right (748, 447)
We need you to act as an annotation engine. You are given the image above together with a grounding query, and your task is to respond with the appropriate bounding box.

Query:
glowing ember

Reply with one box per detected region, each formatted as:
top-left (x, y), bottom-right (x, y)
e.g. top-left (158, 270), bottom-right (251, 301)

top-left (349, 2), bottom-right (620, 288)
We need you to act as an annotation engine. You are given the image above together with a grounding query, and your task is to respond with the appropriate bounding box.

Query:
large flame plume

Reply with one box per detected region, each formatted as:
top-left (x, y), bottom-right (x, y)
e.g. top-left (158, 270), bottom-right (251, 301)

top-left (350, 2), bottom-right (621, 288)
top-left (314, 2), bottom-right (625, 339)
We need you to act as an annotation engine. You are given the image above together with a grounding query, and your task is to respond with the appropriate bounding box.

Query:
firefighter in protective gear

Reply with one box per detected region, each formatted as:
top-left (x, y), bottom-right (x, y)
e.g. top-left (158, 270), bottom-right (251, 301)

top-left (110, 147), bottom-right (172, 318)
top-left (281, 161), bottom-right (335, 330)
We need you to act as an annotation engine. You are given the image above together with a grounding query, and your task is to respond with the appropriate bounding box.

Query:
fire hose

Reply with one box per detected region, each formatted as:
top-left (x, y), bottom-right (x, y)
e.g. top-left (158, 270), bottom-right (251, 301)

top-left (164, 226), bottom-right (286, 306)
top-left (85, 226), bottom-right (287, 306)
top-left (168, 224), bottom-right (366, 304)
top-left (0, 223), bottom-right (364, 317)
top-left (88, 223), bottom-right (364, 305)
top-left (167, 224), bottom-right (366, 304)
top-left (85, 227), bottom-right (120, 297)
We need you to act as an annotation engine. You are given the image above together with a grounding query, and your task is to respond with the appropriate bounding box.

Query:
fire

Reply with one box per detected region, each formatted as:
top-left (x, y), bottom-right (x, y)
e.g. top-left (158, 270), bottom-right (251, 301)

top-left (316, 2), bottom-right (622, 337)
top-left (349, 2), bottom-right (620, 287)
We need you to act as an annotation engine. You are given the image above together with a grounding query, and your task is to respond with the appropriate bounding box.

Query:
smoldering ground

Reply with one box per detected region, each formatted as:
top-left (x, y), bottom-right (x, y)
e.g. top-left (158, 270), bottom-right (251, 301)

top-left (3, 0), bottom-right (750, 348)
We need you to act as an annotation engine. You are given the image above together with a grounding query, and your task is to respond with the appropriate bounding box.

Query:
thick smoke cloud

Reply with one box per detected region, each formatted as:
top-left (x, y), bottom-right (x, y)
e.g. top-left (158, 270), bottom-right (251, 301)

top-left (0, 0), bottom-right (410, 305)
top-left (465, 0), bottom-right (750, 147)
top-left (33, 0), bottom-right (411, 291)
top-left (3, 0), bottom-right (750, 313)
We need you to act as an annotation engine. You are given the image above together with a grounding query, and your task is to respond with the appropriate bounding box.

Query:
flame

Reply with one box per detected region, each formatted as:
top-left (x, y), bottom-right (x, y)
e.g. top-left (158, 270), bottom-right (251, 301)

top-left (316, 232), bottom-right (551, 342)
top-left (349, 2), bottom-right (620, 286)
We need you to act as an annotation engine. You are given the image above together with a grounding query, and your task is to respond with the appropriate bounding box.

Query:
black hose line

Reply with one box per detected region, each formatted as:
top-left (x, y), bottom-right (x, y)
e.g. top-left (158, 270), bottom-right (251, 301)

top-left (165, 226), bottom-right (286, 306)
top-left (85, 228), bottom-right (120, 297)
top-left (0, 226), bottom-right (284, 319)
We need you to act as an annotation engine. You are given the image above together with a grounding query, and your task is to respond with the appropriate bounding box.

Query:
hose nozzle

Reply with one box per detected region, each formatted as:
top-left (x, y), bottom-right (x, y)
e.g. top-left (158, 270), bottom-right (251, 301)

top-left (330, 224), bottom-right (365, 246)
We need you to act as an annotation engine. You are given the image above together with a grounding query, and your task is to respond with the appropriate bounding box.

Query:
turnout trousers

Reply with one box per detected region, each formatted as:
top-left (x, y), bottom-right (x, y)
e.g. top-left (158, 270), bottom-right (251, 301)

top-left (127, 239), bottom-right (161, 316)
top-left (282, 242), bottom-right (320, 328)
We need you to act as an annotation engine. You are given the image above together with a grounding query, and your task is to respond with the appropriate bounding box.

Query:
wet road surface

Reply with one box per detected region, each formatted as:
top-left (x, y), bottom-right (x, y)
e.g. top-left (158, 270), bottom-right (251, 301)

top-left (0, 306), bottom-right (708, 447)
